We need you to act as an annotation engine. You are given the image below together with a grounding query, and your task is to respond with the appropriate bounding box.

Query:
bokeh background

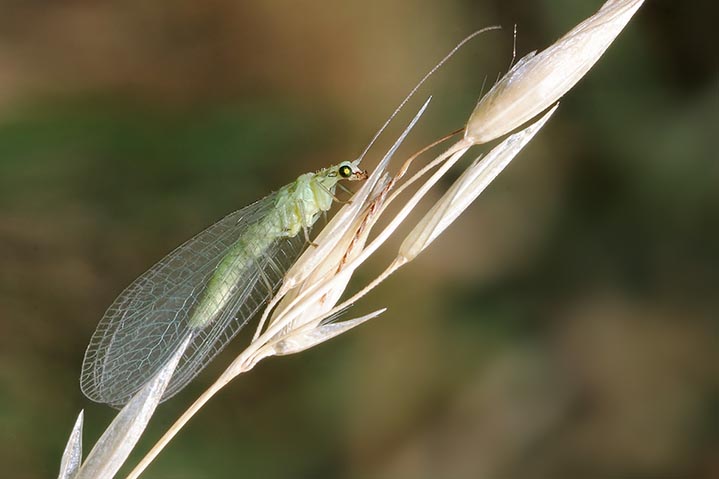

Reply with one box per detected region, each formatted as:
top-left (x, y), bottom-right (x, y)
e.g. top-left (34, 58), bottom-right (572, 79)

top-left (1, 1), bottom-right (716, 478)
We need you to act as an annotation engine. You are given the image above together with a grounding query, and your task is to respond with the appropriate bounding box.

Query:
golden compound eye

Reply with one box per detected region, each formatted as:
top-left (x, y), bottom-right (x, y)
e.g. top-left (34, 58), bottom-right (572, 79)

top-left (338, 165), bottom-right (353, 178)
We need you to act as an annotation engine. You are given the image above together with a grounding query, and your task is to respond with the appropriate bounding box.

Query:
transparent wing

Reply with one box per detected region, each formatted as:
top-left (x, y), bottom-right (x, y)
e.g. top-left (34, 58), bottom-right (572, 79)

top-left (81, 194), bottom-right (308, 407)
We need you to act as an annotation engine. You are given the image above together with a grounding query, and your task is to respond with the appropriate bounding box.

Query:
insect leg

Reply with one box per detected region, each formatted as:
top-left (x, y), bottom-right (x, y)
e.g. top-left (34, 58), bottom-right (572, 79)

top-left (297, 200), bottom-right (319, 247)
top-left (317, 182), bottom-right (349, 204)
top-left (336, 183), bottom-right (354, 200)
top-left (254, 256), bottom-right (275, 301)
top-left (303, 226), bottom-right (317, 246)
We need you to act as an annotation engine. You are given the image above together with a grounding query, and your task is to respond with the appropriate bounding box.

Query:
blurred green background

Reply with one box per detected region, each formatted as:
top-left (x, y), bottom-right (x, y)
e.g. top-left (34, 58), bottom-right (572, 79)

top-left (1, 1), bottom-right (716, 478)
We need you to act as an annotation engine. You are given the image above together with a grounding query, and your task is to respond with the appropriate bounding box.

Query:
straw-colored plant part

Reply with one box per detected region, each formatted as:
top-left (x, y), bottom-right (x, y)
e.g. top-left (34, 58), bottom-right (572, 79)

top-left (466, 0), bottom-right (645, 144)
top-left (57, 412), bottom-right (83, 479)
top-left (58, 1), bottom-right (645, 478)
top-left (400, 104), bottom-right (559, 262)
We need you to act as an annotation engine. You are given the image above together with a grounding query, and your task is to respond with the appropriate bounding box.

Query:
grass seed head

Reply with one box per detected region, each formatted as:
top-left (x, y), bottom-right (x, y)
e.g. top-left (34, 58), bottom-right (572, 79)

top-left (465, 0), bottom-right (645, 145)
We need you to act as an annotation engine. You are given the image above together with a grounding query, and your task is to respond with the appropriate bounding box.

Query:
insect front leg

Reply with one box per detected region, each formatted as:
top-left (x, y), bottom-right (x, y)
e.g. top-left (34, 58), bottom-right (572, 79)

top-left (335, 183), bottom-right (354, 202)
top-left (317, 182), bottom-right (350, 205)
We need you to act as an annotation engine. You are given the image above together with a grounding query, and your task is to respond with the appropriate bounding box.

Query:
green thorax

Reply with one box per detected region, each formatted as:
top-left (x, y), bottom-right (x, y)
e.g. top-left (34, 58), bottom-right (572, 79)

top-left (274, 172), bottom-right (334, 237)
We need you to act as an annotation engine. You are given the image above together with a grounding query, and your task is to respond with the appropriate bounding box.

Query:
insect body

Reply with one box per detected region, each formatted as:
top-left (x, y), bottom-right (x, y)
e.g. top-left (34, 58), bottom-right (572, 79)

top-left (81, 161), bottom-right (367, 407)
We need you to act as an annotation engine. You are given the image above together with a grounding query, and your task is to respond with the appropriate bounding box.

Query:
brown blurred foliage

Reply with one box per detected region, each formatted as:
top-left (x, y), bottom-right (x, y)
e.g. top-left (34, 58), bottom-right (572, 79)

top-left (0, 1), bottom-right (716, 478)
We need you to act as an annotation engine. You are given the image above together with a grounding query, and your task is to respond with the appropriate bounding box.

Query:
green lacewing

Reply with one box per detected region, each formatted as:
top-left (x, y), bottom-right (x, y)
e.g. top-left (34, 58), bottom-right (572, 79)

top-left (81, 161), bottom-right (367, 407)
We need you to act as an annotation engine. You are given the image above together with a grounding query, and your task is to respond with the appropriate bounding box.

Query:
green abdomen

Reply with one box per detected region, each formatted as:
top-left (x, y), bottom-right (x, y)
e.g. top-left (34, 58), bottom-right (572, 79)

top-left (187, 217), bottom-right (279, 329)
